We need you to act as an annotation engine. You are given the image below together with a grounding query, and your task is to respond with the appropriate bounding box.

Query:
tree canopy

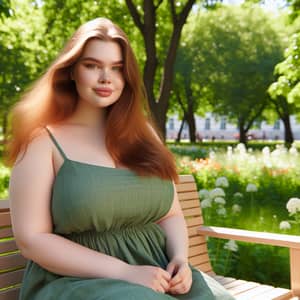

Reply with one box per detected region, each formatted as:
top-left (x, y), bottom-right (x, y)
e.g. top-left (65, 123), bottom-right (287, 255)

top-left (176, 4), bottom-right (284, 143)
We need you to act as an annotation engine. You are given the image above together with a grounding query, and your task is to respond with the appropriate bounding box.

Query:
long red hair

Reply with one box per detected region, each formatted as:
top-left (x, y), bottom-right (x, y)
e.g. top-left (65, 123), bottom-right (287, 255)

top-left (5, 18), bottom-right (178, 182)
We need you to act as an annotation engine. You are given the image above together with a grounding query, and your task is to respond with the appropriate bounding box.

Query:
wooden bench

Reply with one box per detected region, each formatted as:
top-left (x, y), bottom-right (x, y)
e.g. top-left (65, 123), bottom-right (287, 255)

top-left (0, 174), bottom-right (299, 299)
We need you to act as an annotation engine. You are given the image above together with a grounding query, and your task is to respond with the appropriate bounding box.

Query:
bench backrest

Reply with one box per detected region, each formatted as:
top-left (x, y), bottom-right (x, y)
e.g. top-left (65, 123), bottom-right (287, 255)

top-left (0, 174), bottom-right (210, 299)
top-left (0, 201), bottom-right (26, 300)
top-left (176, 174), bottom-right (213, 273)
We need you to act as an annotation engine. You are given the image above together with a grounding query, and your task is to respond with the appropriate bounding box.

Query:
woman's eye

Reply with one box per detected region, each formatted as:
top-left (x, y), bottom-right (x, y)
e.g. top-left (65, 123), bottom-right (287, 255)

top-left (84, 63), bottom-right (98, 69)
top-left (112, 65), bottom-right (123, 72)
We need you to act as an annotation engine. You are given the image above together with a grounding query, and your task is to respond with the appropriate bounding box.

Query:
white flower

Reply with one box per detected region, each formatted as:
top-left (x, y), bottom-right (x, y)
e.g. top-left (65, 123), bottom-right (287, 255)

top-left (216, 207), bottom-right (227, 216)
top-left (286, 197), bottom-right (300, 215)
top-left (262, 146), bottom-right (270, 156)
top-left (224, 240), bottom-right (238, 252)
top-left (210, 188), bottom-right (225, 199)
top-left (201, 198), bottom-right (212, 209)
top-left (233, 192), bottom-right (243, 199)
top-left (215, 176), bottom-right (229, 188)
top-left (236, 143), bottom-right (246, 154)
top-left (289, 146), bottom-right (298, 156)
top-left (214, 197), bottom-right (226, 205)
top-left (279, 221), bottom-right (291, 230)
top-left (232, 204), bottom-right (242, 213)
top-left (246, 183), bottom-right (258, 192)
top-left (198, 189), bottom-right (210, 199)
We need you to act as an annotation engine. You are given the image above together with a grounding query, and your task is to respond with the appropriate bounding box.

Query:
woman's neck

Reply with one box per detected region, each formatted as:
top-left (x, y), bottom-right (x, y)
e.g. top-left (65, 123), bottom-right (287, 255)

top-left (65, 99), bottom-right (107, 130)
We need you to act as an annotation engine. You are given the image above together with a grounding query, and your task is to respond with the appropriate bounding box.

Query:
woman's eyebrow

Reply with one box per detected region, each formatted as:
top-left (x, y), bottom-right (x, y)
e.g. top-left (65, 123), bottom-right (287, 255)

top-left (80, 57), bottom-right (123, 64)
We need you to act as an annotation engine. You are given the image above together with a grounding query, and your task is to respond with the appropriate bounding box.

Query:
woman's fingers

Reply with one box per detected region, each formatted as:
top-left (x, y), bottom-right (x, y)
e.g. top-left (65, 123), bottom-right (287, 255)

top-left (169, 264), bottom-right (192, 294)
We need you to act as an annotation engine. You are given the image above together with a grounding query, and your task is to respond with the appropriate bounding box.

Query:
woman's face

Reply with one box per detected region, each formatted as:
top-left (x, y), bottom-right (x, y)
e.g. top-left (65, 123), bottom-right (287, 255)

top-left (72, 39), bottom-right (125, 108)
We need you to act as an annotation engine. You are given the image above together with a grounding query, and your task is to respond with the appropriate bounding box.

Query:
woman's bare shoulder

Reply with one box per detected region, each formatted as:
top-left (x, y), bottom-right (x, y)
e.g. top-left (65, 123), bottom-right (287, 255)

top-left (14, 128), bottom-right (53, 168)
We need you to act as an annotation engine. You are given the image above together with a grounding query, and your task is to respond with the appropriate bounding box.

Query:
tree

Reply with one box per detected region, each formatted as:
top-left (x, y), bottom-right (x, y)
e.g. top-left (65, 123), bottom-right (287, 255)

top-left (126, 0), bottom-right (196, 138)
top-left (268, 32), bottom-right (300, 144)
top-left (179, 5), bottom-right (283, 143)
top-left (0, 0), bottom-right (46, 139)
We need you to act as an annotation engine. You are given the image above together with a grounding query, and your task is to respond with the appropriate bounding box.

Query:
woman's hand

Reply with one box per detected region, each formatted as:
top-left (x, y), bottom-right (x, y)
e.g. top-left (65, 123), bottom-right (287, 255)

top-left (124, 264), bottom-right (171, 293)
top-left (166, 258), bottom-right (192, 295)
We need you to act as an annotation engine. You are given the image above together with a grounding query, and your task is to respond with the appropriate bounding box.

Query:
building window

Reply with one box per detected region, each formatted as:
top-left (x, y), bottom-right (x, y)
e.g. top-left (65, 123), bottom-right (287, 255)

top-left (205, 118), bottom-right (210, 130)
top-left (168, 118), bottom-right (174, 130)
top-left (220, 117), bottom-right (226, 130)
top-left (274, 120), bottom-right (280, 130)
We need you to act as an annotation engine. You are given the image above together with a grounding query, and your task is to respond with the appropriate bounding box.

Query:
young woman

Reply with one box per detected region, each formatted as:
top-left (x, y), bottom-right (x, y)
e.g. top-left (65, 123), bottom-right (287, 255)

top-left (7, 18), bottom-right (234, 300)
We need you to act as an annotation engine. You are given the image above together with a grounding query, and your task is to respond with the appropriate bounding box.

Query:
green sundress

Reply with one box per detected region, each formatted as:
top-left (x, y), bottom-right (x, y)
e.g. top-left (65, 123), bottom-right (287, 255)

top-left (19, 128), bottom-right (235, 300)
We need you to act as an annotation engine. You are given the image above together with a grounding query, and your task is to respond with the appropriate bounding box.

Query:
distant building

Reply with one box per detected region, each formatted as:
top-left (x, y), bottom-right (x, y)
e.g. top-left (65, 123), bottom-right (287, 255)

top-left (166, 113), bottom-right (300, 141)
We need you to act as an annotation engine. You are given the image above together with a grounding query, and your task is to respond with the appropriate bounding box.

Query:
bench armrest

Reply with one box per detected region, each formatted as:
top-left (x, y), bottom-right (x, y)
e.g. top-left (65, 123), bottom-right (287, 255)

top-left (198, 226), bottom-right (300, 248)
top-left (198, 225), bottom-right (300, 296)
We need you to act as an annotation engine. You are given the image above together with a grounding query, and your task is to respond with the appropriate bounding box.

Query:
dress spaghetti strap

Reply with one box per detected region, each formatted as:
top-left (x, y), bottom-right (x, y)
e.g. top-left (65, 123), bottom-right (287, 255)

top-left (44, 126), bottom-right (67, 160)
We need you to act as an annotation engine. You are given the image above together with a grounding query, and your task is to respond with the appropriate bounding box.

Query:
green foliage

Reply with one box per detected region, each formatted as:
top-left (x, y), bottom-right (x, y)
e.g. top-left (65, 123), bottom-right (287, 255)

top-left (269, 33), bottom-right (300, 113)
top-left (0, 0), bottom-right (10, 19)
top-left (0, 162), bottom-right (9, 199)
top-left (176, 5), bottom-right (284, 139)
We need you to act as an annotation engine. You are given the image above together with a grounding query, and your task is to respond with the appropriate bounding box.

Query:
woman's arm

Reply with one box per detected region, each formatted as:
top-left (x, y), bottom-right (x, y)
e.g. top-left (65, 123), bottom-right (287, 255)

top-left (156, 182), bottom-right (192, 294)
top-left (156, 184), bottom-right (189, 263)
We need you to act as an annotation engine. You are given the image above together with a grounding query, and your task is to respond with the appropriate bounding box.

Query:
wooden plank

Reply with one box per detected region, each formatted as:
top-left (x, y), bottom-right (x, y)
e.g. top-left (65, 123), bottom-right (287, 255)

top-left (224, 279), bottom-right (249, 289)
top-left (0, 200), bottom-right (9, 212)
top-left (0, 269), bottom-right (24, 289)
top-left (251, 287), bottom-right (292, 300)
top-left (188, 226), bottom-right (202, 237)
top-left (290, 248), bottom-right (300, 296)
top-left (0, 286), bottom-right (20, 300)
top-left (175, 182), bottom-right (197, 193)
top-left (0, 253), bottom-right (27, 270)
top-left (0, 240), bottom-right (18, 254)
top-left (193, 262), bottom-right (213, 273)
top-left (177, 175), bottom-right (195, 183)
top-left (180, 199), bottom-right (200, 209)
top-left (188, 244), bottom-right (208, 257)
top-left (185, 216), bottom-right (203, 227)
top-left (189, 235), bottom-right (207, 247)
top-left (0, 227), bottom-right (13, 239)
top-left (178, 191), bottom-right (199, 201)
top-left (0, 212), bottom-right (11, 227)
top-left (198, 226), bottom-right (300, 249)
top-left (189, 253), bottom-right (210, 266)
top-left (214, 276), bottom-right (237, 285)
top-left (183, 208), bottom-right (201, 218)
top-left (226, 281), bottom-right (260, 296)
top-left (235, 284), bottom-right (275, 300)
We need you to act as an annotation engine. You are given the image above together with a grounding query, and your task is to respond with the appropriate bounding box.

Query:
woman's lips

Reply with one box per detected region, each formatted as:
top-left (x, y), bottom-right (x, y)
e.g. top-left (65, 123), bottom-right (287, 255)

top-left (94, 88), bottom-right (113, 97)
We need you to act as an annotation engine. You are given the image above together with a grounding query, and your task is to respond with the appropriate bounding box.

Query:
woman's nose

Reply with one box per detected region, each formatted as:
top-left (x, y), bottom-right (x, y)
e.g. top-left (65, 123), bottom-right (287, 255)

top-left (98, 68), bottom-right (111, 83)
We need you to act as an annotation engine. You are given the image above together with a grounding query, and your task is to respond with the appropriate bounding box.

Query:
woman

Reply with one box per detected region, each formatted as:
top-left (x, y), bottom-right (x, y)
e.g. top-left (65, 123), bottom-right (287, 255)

top-left (7, 18), bottom-right (234, 299)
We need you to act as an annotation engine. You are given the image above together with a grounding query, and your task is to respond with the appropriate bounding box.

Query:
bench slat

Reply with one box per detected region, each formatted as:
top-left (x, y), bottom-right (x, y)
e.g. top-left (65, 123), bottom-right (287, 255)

top-left (0, 227), bottom-right (13, 239)
top-left (0, 287), bottom-right (20, 300)
top-left (180, 199), bottom-right (200, 209)
top-left (0, 253), bottom-right (27, 270)
top-left (0, 269), bottom-right (24, 289)
top-left (0, 240), bottom-right (18, 254)
top-left (176, 182), bottom-right (198, 192)
top-left (178, 191), bottom-right (199, 201)
top-left (0, 212), bottom-right (12, 227)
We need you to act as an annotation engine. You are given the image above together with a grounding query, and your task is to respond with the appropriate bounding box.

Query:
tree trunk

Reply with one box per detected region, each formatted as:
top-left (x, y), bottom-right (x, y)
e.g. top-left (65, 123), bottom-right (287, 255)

top-left (185, 84), bottom-right (196, 142)
top-left (238, 119), bottom-right (247, 144)
top-left (281, 114), bottom-right (294, 146)
top-left (176, 115), bottom-right (186, 143)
